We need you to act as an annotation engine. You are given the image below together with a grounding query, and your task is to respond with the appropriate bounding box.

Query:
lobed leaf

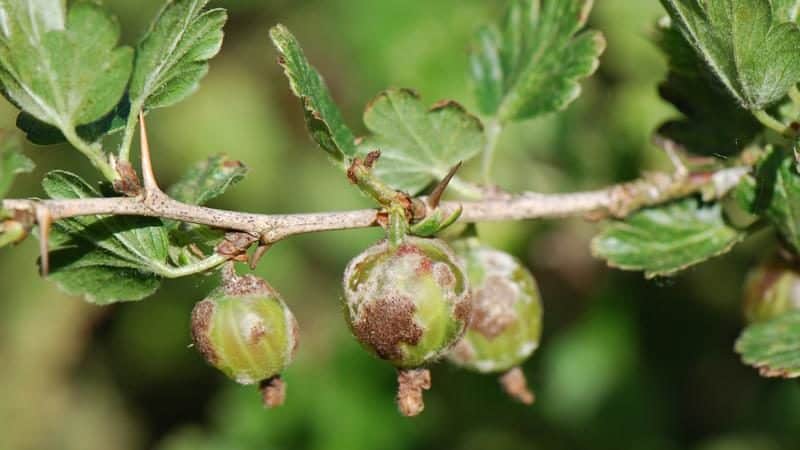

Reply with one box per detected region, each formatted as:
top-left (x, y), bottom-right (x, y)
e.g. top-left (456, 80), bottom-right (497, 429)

top-left (0, 1), bottom-right (133, 134)
top-left (660, 0), bottom-right (800, 110)
top-left (735, 150), bottom-right (800, 253)
top-left (41, 170), bottom-right (168, 303)
top-left (735, 311), bottom-right (800, 378)
top-left (655, 20), bottom-right (760, 157)
top-left (129, 0), bottom-right (226, 111)
top-left (357, 89), bottom-right (485, 195)
top-left (167, 154), bottom-right (246, 205)
top-left (470, 0), bottom-right (605, 123)
top-left (591, 198), bottom-right (745, 278)
top-left (269, 24), bottom-right (357, 164)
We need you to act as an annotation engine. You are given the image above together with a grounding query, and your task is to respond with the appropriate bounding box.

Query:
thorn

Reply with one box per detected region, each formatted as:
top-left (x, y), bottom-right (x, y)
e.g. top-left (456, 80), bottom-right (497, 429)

top-left (138, 112), bottom-right (160, 193)
top-left (428, 161), bottom-right (462, 209)
top-left (249, 242), bottom-right (272, 270)
top-left (35, 206), bottom-right (52, 276)
top-left (653, 135), bottom-right (688, 178)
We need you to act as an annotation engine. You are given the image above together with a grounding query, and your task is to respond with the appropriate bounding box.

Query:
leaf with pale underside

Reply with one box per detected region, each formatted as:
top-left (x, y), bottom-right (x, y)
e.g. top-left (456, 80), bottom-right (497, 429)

top-left (660, 0), bottom-right (800, 110)
top-left (356, 89), bottom-right (485, 195)
top-left (168, 154), bottom-right (246, 205)
top-left (470, 0), bottom-right (605, 123)
top-left (129, 0), bottom-right (226, 111)
top-left (591, 198), bottom-right (745, 278)
top-left (735, 311), bottom-right (800, 378)
top-left (40, 171), bottom-right (169, 303)
top-left (0, 1), bottom-right (133, 137)
top-left (655, 20), bottom-right (760, 157)
top-left (47, 244), bottom-right (161, 305)
top-left (270, 24), bottom-right (357, 165)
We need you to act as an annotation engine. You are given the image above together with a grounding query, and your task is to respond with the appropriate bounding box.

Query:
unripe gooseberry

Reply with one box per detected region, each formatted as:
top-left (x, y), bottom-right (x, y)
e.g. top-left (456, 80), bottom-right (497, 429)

top-left (447, 238), bottom-right (542, 403)
top-left (191, 271), bottom-right (298, 406)
top-left (342, 236), bottom-right (472, 369)
top-left (742, 257), bottom-right (800, 324)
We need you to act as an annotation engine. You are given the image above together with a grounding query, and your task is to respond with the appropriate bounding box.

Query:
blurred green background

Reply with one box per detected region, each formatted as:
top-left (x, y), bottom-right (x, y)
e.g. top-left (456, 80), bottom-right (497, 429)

top-left (2, 1), bottom-right (799, 449)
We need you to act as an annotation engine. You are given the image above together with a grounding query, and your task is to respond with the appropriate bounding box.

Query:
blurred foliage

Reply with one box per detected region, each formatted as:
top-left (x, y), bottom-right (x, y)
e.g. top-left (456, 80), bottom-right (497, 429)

top-left (3, 0), bottom-right (800, 449)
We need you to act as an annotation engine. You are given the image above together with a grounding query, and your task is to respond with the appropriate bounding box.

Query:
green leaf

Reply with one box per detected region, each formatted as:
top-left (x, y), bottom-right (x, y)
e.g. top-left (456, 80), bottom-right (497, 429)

top-left (0, 1), bottom-right (133, 132)
top-left (735, 311), bottom-right (800, 378)
top-left (167, 154), bottom-right (246, 205)
top-left (129, 0), bottom-right (226, 110)
top-left (470, 0), bottom-right (605, 123)
top-left (356, 89), bottom-right (485, 195)
top-left (591, 198), bottom-right (745, 278)
top-left (16, 95), bottom-right (131, 145)
top-left (0, 134), bottom-right (33, 198)
top-left (772, 0), bottom-right (800, 22)
top-left (48, 245), bottom-right (161, 305)
top-left (660, 0), bottom-right (800, 110)
top-left (655, 21), bottom-right (760, 156)
top-left (42, 170), bottom-right (169, 272)
top-left (269, 24), bottom-right (357, 164)
top-left (735, 150), bottom-right (800, 253)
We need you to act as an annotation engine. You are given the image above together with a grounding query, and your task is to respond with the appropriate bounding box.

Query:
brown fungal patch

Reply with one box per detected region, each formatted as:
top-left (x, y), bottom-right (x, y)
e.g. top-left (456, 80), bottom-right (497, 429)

top-left (352, 296), bottom-right (423, 360)
top-left (433, 262), bottom-right (455, 288)
top-left (290, 316), bottom-right (300, 358)
top-left (451, 339), bottom-right (475, 363)
top-left (249, 320), bottom-right (267, 345)
top-left (223, 274), bottom-right (270, 296)
top-left (396, 243), bottom-right (424, 257)
top-left (454, 294), bottom-right (473, 323)
top-left (415, 257), bottom-right (433, 276)
top-left (499, 367), bottom-right (534, 405)
top-left (470, 275), bottom-right (517, 339)
top-left (191, 299), bottom-right (218, 364)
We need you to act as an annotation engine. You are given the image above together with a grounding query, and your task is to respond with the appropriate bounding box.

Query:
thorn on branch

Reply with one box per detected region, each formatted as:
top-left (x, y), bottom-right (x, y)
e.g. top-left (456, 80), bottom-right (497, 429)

top-left (35, 206), bottom-right (52, 276)
top-left (249, 242), bottom-right (272, 270)
top-left (138, 113), bottom-right (161, 194)
top-left (428, 161), bottom-right (462, 209)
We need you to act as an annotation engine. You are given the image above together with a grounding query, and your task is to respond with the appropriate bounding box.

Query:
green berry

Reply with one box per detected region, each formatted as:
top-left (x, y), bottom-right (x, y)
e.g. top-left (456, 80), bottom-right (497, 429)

top-left (447, 238), bottom-right (542, 374)
top-left (743, 257), bottom-right (800, 324)
top-left (191, 273), bottom-right (298, 386)
top-left (342, 236), bottom-right (472, 369)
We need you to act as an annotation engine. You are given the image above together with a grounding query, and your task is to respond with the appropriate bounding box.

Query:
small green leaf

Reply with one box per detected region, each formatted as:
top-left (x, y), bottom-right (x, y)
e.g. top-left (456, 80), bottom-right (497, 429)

top-left (42, 170), bottom-right (169, 271)
top-left (661, 0), bottom-right (800, 110)
top-left (470, 0), bottom-right (605, 123)
top-left (129, 0), bottom-right (226, 110)
top-left (16, 96), bottom-right (131, 145)
top-left (269, 24), bottom-right (357, 164)
top-left (735, 311), bottom-right (800, 378)
top-left (167, 154), bottom-right (246, 205)
top-left (0, 134), bottom-right (33, 198)
top-left (735, 150), bottom-right (800, 253)
top-left (48, 245), bottom-right (161, 305)
top-left (655, 21), bottom-right (760, 156)
top-left (0, 1), bottom-right (133, 133)
top-left (591, 198), bottom-right (745, 278)
top-left (357, 89), bottom-right (485, 195)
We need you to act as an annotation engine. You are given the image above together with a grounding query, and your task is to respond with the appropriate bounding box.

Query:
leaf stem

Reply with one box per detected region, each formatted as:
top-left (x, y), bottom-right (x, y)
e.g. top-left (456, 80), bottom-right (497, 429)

top-left (158, 253), bottom-right (230, 278)
top-left (118, 100), bottom-right (144, 163)
top-left (753, 109), bottom-right (794, 137)
top-left (481, 119), bottom-right (503, 185)
top-left (790, 86), bottom-right (800, 106)
top-left (61, 127), bottom-right (118, 182)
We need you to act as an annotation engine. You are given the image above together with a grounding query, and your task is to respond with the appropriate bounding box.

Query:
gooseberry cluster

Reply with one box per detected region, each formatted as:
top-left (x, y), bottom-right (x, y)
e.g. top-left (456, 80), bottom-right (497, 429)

top-left (191, 229), bottom-right (543, 416)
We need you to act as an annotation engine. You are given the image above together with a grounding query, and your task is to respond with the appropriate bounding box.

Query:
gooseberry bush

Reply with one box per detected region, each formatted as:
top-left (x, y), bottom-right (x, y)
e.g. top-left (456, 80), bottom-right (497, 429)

top-left (3, 0), bottom-right (800, 417)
